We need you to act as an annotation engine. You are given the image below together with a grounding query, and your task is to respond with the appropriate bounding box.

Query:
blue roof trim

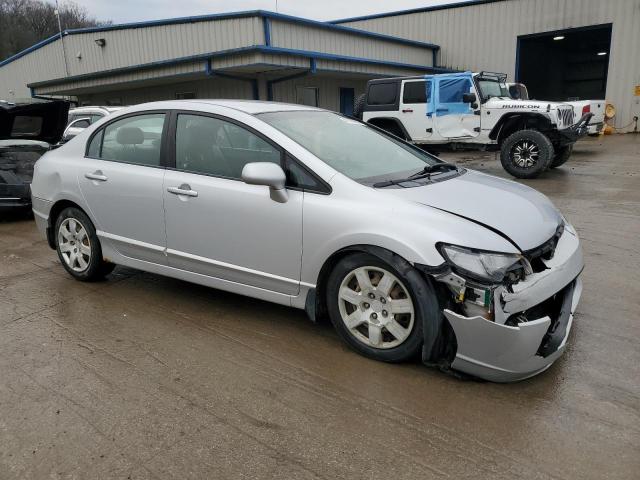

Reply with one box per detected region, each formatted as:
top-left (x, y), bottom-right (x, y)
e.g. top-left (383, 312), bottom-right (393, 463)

top-left (2, 9), bottom-right (440, 68)
top-left (255, 46), bottom-right (449, 72)
top-left (28, 45), bottom-right (451, 90)
top-left (0, 33), bottom-right (60, 68)
top-left (331, 0), bottom-right (510, 24)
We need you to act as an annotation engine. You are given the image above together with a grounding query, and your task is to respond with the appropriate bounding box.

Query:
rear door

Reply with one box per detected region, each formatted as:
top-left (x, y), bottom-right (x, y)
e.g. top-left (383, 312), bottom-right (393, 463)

top-left (399, 79), bottom-right (434, 142)
top-left (434, 73), bottom-right (481, 139)
top-left (79, 112), bottom-right (168, 264)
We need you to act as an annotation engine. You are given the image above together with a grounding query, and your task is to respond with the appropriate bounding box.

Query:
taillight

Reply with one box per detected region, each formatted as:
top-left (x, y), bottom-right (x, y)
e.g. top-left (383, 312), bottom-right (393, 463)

top-left (582, 105), bottom-right (591, 115)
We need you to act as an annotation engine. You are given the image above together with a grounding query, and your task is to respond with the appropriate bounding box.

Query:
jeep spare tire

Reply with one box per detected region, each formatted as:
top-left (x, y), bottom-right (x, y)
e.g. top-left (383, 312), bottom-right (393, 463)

top-left (500, 129), bottom-right (554, 179)
top-left (353, 93), bottom-right (366, 119)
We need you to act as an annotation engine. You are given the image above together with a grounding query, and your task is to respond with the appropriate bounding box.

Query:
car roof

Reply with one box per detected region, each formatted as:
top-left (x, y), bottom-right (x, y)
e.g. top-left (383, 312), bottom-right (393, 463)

top-left (133, 99), bottom-right (324, 115)
top-left (70, 106), bottom-right (122, 113)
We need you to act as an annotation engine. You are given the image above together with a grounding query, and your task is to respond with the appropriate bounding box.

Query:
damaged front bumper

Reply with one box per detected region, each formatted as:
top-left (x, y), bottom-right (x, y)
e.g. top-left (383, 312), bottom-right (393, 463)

top-left (556, 112), bottom-right (594, 145)
top-left (439, 228), bottom-right (584, 382)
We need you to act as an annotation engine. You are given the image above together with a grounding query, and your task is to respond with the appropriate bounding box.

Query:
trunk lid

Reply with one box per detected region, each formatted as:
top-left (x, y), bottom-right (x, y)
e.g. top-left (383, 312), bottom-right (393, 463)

top-left (0, 100), bottom-right (70, 144)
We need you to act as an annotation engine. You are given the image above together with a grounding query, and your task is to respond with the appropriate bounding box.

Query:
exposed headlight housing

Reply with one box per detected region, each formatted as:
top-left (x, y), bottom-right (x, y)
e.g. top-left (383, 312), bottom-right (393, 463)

top-left (439, 244), bottom-right (523, 284)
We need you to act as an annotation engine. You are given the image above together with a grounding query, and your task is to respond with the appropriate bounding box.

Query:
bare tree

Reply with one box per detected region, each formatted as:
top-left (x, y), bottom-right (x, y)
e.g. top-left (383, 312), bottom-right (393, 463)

top-left (0, 0), bottom-right (111, 61)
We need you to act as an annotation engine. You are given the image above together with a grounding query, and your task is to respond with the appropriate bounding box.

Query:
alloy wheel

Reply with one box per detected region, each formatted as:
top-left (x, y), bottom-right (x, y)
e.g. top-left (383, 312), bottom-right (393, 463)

top-left (338, 266), bottom-right (415, 349)
top-left (58, 218), bottom-right (92, 272)
top-left (512, 140), bottom-right (540, 168)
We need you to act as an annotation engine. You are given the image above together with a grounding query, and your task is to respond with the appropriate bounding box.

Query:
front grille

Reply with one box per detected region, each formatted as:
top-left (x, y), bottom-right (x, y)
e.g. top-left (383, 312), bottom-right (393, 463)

top-left (556, 106), bottom-right (574, 128)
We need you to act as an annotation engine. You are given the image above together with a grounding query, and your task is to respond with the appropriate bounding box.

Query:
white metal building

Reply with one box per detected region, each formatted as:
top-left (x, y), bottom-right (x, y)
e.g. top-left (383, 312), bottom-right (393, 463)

top-left (1, 1), bottom-right (638, 130)
top-left (0, 10), bottom-right (443, 115)
top-left (334, 0), bottom-right (640, 131)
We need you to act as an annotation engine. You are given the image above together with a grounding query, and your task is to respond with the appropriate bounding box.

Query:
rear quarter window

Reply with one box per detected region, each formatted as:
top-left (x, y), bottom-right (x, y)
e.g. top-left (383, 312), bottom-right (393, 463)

top-left (403, 81), bottom-right (432, 104)
top-left (367, 83), bottom-right (398, 105)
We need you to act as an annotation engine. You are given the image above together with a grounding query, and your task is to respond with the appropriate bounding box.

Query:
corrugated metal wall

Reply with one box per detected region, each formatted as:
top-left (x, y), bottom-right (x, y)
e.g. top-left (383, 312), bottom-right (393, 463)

top-left (341, 0), bottom-right (640, 131)
top-left (269, 19), bottom-right (433, 67)
top-left (78, 76), bottom-right (253, 105)
top-left (271, 74), bottom-right (368, 111)
top-left (0, 16), bottom-right (264, 100)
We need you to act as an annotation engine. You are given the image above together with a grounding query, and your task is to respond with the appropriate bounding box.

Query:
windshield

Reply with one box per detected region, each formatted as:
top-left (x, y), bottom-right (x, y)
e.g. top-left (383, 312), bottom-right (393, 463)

top-left (477, 79), bottom-right (509, 100)
top-left (257, 111), bottom-right (439, 184)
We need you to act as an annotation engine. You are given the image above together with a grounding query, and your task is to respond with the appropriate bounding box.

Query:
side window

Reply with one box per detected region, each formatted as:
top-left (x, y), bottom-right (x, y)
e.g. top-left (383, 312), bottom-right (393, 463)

top-left (175, 114), bottom-right (281, 179)
top-left (284, 154), bottom-right (328, 193)
top-left (87, 130), bottom-right (103, 157)
top-left (88, 113), bottom-right (166, 166)
top-left (439, 77), bottom-right (472, 103)
top-left (72, 118), bottom-right (91, 129)
top-left (403, 81), bottom-right (432, 104)
top-left (367, 82), bottom-right (397, 105)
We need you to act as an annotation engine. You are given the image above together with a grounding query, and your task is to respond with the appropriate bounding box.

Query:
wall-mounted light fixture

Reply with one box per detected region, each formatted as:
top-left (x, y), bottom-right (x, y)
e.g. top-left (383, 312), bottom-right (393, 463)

top-left (597, 51), bottom-right (607, 56)
top-left (94, 38), bottom-right (106, 47)
top-left (553, 35), bottom-right (565, 40)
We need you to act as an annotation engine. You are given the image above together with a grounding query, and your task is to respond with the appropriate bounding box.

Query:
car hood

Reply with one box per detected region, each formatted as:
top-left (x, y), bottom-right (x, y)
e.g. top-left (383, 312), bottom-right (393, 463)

top-left (0, 101), bottom-right (70, 144)
top-left (382, 170), bottom-right (562, 251)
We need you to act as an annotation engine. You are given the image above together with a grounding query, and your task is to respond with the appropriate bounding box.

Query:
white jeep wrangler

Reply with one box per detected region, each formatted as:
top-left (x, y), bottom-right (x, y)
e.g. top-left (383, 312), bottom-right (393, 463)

top-left (355, 71), bottom-right (592, 179)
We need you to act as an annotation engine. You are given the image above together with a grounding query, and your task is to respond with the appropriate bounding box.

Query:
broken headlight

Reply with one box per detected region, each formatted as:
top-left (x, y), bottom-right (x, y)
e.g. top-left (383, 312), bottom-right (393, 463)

top-left (439, 244), bottom-right (523, 284)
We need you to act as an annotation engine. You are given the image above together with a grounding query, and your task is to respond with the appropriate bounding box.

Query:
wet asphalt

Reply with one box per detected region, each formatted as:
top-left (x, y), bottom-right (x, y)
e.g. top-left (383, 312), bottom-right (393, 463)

top-left (0, 134), bottom-right (638, 479)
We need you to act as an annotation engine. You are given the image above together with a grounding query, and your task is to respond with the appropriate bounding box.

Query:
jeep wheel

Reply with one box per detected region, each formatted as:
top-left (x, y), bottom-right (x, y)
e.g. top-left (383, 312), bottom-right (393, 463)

top-left (549, 145), bottom-right (573, 169)
top-left (353, 93), bottom-right (366, 119)
top-left (500, 129), bottom-right (554, 179)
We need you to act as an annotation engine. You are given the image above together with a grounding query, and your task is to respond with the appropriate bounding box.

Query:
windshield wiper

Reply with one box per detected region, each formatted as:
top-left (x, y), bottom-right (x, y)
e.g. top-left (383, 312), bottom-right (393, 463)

top-left (408, 162), bottom-right (458, 178)
top-left (373, 163), bottom-right (458, 188)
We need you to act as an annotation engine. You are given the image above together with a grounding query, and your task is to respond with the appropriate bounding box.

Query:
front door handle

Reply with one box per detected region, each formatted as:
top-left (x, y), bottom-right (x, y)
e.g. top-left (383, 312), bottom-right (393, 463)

top-left (167, 184), bottom-right (198, 197)
top-left (85, 170), bottom-right (107, 182)
top-left (402, 109), bottom-right (413, 113)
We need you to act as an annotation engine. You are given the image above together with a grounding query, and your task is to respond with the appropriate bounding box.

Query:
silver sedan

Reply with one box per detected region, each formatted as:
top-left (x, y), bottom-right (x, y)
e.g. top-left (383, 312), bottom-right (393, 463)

top-left (31, 100), bottom-right (584, 382)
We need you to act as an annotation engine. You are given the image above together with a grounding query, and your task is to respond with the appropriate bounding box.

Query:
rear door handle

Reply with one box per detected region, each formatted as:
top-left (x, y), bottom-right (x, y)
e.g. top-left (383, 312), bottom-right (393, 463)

top-left (402, 109), bottom-right (413, 113)
top-left (85, 170), bottom-right (107, 182)
top-left (167, 184), bottom-right (198, 197)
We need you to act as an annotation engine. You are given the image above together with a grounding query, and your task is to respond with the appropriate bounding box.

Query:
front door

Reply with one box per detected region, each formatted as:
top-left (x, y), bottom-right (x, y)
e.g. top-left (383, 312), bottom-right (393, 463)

top-left (339, 88), bottom-right (355, 116)
top-left (163, 112), bottom-right (303, 295)
top-left (78, 112), bottom-right (168, 264)
top-left (434, 74), bottom-right (481, 139)
top-left (399, 79), bottom-right (434, 142)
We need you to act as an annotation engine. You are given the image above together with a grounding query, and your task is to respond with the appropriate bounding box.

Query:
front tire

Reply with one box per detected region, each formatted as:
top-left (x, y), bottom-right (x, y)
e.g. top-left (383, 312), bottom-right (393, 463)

top-left (326, 252), bottom-right (439, 363)
top-left (500, 129), bottom-right (554, 179)
top-left (54, 207), bottom-right (114, 281)
top-left (549, 145), bottom-right (572, 168)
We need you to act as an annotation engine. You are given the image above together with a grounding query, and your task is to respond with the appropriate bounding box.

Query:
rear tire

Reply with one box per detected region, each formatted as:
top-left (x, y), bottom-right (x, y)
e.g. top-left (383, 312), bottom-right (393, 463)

top-left (353, 93), bottom-right (366, 119)
top-left (549, 145), bottom-right (572, 169)
top-left (326, 252), bottom-right (439, 363)
top-left (500, 129), bottom-right (554, 179)
top-left (54, 207), bottom-right (114, 281)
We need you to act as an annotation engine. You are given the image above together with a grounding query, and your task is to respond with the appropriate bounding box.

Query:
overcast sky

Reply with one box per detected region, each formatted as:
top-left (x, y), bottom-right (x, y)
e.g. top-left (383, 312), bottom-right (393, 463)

top-left (73, 0), bottom-right (459, 24)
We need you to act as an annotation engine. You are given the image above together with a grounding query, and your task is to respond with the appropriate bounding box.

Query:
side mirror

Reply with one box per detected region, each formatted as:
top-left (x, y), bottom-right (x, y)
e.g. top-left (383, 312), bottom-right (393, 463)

top-left (462, 92), bottom-right (477, 104)
top-left (241, 162), bottom-right (288, 203)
